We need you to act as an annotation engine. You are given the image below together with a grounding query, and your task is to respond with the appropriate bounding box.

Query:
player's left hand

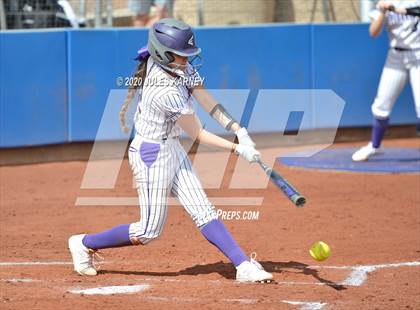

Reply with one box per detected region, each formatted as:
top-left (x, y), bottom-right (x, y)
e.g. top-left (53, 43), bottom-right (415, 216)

top-left (236, 127), bottom-right (256, 147)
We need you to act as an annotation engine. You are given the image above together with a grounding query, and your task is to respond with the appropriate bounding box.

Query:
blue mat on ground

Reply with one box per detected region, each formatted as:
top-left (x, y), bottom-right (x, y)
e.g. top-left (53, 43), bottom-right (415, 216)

top-left (278, 148), bottom-right (420, 173)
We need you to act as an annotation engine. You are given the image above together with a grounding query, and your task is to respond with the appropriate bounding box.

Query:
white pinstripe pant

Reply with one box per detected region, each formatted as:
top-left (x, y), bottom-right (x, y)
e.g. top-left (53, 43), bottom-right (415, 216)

top-left (127, 135), bottom-right (217, 244)
top-left (371, 48), bottom-right (420, 119)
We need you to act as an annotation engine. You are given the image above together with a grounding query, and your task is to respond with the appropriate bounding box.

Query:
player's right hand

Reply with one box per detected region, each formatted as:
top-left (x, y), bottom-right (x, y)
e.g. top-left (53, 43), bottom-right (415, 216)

top-left (234, 144), bottom-right (260, 163)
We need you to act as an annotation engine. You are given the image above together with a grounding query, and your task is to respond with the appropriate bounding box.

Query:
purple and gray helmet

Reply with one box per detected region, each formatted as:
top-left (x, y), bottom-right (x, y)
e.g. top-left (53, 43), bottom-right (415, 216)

top-left (148, 18), bottom-right (201, 68)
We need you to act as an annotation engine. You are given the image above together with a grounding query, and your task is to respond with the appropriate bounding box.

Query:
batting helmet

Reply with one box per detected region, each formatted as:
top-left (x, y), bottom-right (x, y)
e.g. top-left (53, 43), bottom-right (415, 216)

top-left (148, 18), bottom-right (201, 72)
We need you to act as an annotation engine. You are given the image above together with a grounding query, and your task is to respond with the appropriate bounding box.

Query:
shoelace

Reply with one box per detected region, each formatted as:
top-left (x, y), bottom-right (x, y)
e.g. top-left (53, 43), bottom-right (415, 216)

top-left (250, 252), bottom-right (257, 261)
top-left (249, 252), bottom-right (265, 271)
top-left (88, 249), bottom-right (104, 270)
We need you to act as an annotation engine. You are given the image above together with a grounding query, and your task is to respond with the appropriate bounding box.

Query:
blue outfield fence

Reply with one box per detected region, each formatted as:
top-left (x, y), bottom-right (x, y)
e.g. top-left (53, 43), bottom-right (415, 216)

top-left (67, 29), bottom-right (148, 142)
top-left (0, 30), bottom-right (68, 147)
top-left (0, 24), bottom-right (417, 148)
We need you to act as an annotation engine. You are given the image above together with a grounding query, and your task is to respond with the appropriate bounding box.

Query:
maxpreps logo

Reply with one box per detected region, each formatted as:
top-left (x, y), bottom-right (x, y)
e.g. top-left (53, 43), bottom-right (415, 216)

top-left (216, 209), bottom-right (260, 221)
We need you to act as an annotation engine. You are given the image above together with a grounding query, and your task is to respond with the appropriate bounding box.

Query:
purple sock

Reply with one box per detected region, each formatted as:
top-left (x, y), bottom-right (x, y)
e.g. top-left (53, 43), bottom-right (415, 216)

top-left (82, 224), bottom-right (132, 250)
top-left (371, 117), bottom-right (389, 148)
top-left (200, 219), bottom-right (248, 267)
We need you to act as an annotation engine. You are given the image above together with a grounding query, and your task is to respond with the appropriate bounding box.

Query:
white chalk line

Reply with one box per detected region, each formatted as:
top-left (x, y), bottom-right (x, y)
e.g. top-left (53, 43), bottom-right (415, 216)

top-left (336, 262), bottom-right (420, 286)
top-left (283, 300), bottom-right (327, 310)
top-left (3, 261), bottom-right (418, 310)
top-left (69, 284), bottom-right (150, 295)
top-left (308, 261), bottom-right (420, 270)
top-left (1, 278), bottom-right (42, 283)
top-left (2, 260), bottom-right (418, 270)
top-left (134, 293), bottom-right (328, 309)
top-left (128, 277), bottom-right (328, 287)
top-left (0, 261), bottom-right (73, 266)
top-left (69, 288), bottom-right (327, 309)
top-left (138, 295), bottom-right (327, 309)
top-left (1, 277), bottom-right (326, 309)
top-left (275, 261), bottom-right (420, 286)
top-left (340, 266), bottom-right (376, 286)
top-left (0, 276), bottom-right (333, 288)
top-left (0, 275), bottom-right (318, 287)
top-left (0, 261), bottom-right (118, 266)
top-left (1, 260), bottom-right (418, 288)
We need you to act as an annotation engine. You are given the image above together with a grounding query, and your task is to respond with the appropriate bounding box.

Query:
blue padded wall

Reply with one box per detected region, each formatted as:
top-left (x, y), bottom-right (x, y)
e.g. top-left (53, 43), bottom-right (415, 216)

top-left (1, 24), bottom-right (417, 148)
top-left (0, 30), bottom-right (68, 147)
top-left (311, 23), bottom-right (416, 127)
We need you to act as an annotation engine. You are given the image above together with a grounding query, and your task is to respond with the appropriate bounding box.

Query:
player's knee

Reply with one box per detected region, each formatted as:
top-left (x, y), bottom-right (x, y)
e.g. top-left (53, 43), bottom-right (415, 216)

top-left (193, 206), bottom-right (218, 228)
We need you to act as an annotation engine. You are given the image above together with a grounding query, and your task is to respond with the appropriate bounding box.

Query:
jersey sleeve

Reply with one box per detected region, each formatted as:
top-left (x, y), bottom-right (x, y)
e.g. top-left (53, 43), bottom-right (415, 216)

top-left (159, 90), bottom-right (194, 121)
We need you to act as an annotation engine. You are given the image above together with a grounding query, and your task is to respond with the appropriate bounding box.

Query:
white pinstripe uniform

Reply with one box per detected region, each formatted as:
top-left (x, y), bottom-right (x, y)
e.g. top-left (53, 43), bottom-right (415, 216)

top-left (370, 0), bottom-right (420, 119)
top-left (127, 57), bottom-right (217, 244)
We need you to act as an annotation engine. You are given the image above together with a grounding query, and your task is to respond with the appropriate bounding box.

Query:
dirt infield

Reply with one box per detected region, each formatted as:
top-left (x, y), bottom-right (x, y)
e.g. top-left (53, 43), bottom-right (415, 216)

top-left (1, 138), bottom-right (419, 309)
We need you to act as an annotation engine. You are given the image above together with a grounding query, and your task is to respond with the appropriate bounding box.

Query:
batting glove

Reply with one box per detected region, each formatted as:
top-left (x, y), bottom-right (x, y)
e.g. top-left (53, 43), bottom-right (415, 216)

top-left (236, 127), bottom-right (256, 147)
top-left (235, 144), bottom-right (260, 163)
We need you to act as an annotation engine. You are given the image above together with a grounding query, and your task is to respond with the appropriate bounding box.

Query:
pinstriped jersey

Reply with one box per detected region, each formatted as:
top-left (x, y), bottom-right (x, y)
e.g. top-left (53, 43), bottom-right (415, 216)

top-left (370, 0), bottom-right (420, 49)
top-left (134, 57), bottom-right (201, 140)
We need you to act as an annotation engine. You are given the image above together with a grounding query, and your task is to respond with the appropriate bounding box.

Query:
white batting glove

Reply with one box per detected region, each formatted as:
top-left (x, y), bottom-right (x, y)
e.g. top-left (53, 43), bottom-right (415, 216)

top-left (235, 144), bottom-right (260, 163)
top-left (235, 127), bottom-right (256, 147)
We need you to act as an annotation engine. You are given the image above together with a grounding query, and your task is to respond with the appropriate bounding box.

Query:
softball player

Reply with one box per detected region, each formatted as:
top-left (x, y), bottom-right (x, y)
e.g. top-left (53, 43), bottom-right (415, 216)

top-left (352, 0), bottom-right (420, 161)
top-left (69, 18), bottom-right (273, 283)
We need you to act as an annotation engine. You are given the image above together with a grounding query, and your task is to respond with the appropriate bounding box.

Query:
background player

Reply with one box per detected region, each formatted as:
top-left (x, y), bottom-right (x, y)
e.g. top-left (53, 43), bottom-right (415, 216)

top-left (352, 0), bottom-right (420, 161)
top-left (129, 0), bottom-right (174, 27)
top-left (69, 18), bottom-right (273, 283)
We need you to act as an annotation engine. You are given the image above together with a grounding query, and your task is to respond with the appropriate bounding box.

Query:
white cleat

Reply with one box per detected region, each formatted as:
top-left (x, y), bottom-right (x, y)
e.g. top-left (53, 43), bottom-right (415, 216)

top-left (68, 234), bottom-right (98, 276)
top-left (236, 260), bottom-right (273, 283)
top-left (352, 143), bottom-right (382, 162)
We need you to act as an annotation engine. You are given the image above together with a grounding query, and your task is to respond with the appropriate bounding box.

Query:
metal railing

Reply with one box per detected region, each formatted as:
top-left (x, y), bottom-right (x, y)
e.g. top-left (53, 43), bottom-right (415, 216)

top-left (0, 0), bottom-right (372, 30)
top-left (0, 0), bottom-right (114, 30)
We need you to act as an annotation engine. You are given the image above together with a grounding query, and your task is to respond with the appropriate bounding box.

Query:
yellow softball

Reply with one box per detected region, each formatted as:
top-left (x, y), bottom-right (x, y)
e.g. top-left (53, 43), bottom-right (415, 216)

top-left (309, 241), bottom-right (331, 261)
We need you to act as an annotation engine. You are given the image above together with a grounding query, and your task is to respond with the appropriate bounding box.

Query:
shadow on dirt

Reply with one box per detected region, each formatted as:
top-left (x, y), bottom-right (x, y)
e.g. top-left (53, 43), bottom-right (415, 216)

top-left (101, 260), bottom-right (346, 290)
top-left (264, 261), bottom-right (347, 291)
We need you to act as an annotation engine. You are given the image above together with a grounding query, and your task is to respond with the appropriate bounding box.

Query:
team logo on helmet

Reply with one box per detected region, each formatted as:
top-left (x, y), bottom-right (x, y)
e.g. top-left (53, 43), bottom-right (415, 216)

top-left (188, 36), bottom-right (194, 46)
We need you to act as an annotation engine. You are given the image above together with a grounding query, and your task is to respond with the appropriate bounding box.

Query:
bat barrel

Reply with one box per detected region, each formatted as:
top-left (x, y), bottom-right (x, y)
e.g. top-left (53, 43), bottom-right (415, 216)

top-left (255, 156), bottom-right (307, 208)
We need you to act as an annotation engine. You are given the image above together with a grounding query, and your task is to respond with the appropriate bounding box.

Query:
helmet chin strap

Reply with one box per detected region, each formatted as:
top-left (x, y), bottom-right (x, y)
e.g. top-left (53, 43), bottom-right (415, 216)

top-left (161, 55), bottom-right (203, 78)
top-left (163, 62), bottom-right (189, 77)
